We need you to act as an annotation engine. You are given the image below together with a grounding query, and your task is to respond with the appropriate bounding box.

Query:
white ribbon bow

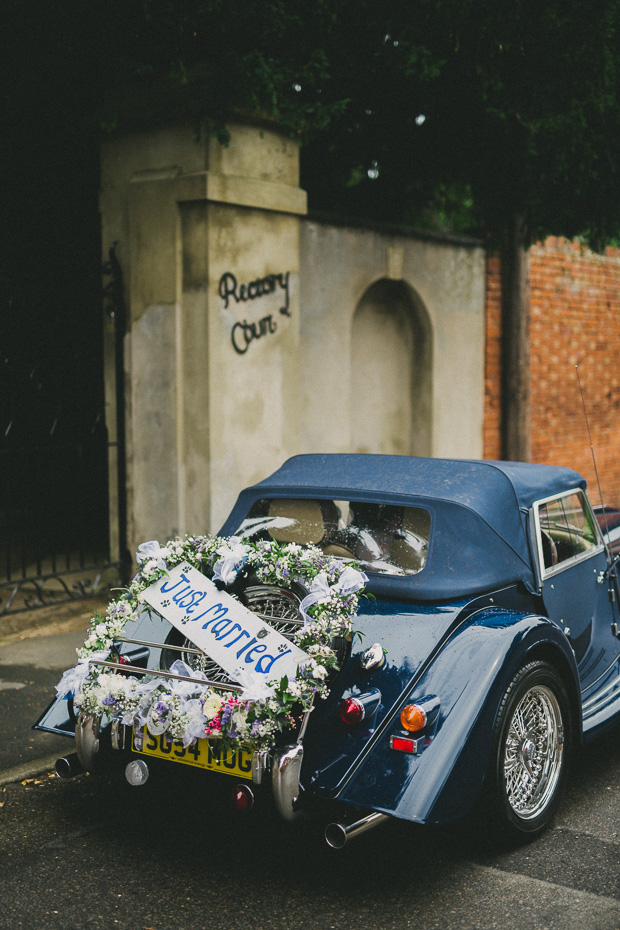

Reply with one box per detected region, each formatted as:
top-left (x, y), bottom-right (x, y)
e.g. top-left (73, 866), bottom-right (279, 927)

top-left (334, 565), bottom-right (369, 596)
top-left (300, 566), bottom-right (368, 625)
top-left (131, 676), bottom-right (170, 727)
top-left (213, 536), bottom-right (250, 585)
top-left (135, 539), bottom-right (169, 570)
top-left (55, 649), bottom-right (110, 700)
top-left (231, 665), bottom-right (273, 701)
top-left (168, 659), bottom-right (208, 696)
top-left (181, 704), bottom-right (210, 747)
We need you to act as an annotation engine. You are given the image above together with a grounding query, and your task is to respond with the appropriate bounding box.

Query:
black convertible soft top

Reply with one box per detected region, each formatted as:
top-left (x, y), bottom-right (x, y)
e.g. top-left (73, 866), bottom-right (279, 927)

top-left (220, 454), bottom-right (587, 600)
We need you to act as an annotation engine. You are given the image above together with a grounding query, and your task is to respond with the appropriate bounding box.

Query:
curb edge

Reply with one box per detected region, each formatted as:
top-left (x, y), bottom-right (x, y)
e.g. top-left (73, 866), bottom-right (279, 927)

top-left (0, 753), bottom-right (60, 787)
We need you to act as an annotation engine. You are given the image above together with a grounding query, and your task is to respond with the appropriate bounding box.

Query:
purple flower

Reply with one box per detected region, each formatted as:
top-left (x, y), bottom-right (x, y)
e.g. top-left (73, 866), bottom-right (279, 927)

top-left (221, 703), bottom-right (234, 726)
top-left (102, 694), bottom-right (117, 707)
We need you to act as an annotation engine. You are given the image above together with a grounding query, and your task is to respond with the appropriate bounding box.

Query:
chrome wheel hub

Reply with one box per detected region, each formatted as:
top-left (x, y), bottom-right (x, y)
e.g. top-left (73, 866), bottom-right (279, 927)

top-left (503, 685), bottom-right (564, 819)
top-left (520, 736), bottom-right (537, 775)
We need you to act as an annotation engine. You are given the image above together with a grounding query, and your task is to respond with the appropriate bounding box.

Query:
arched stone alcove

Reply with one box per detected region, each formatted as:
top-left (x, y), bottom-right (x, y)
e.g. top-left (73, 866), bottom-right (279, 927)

top-left (351, 278), bottom-right (432, 457)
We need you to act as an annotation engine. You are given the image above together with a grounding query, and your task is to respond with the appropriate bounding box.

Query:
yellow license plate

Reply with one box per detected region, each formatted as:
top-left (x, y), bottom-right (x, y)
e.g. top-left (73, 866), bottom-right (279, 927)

top-left (133, 727), bottom-right (253, 780)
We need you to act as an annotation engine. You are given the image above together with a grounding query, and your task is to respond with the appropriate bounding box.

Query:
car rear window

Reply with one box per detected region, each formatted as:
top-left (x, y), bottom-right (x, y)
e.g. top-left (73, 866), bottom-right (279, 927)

top-left (235, 498), bottom-right (430, 576)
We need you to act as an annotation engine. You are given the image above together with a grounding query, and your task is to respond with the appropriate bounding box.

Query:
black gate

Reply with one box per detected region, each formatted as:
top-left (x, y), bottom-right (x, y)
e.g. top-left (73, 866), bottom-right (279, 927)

top-left (0, 277), bottom-right (118, 615)
top-left (0, 9), bottom-right (122, 617)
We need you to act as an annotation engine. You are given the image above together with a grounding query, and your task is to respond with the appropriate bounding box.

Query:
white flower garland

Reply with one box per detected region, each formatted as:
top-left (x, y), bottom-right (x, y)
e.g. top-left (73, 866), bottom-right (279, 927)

top-left (56, 534), bottom-right (367, 751)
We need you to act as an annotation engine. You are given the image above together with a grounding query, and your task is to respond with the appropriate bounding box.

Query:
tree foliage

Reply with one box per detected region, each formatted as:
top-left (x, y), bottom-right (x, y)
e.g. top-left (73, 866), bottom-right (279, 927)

top-left (5, 0), bottom-right (620, 247)
top-left (299, 0), bottom-right (620, 247)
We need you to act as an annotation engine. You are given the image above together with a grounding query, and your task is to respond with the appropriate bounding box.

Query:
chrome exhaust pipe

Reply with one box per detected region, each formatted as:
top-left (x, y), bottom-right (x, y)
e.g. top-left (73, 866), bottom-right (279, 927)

top-left (55, 753), bottom-right (85, 780)
top-left (325, 811), bottom-right (391, 849)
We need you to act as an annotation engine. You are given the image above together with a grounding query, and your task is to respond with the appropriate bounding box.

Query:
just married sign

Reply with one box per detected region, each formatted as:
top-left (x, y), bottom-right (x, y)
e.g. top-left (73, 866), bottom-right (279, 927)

top-left (142, 563), bottom-right (308, 689)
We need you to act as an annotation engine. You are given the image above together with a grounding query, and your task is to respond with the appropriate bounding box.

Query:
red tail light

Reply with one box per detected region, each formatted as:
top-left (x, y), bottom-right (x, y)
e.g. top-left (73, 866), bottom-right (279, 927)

top-left (390, 736), bottom-right (417, 754)
top-left (339, 697), bottom-right (365, 725)
top-left (232, 784), bottom-right (254, 812)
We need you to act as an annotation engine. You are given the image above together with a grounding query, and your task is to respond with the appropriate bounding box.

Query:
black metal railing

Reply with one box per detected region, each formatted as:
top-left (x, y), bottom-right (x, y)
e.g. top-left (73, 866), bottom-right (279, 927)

top-left (0, 437), bottom-right (116, 614)
top-left (0, 261), bottom-right (122, 617)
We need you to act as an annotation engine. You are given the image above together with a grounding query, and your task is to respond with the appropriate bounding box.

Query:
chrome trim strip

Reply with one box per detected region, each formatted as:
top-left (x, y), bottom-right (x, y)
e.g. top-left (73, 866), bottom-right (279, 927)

top-left (531, 487), bottom-right (606, 581)
top-left (115, 636), bottom-right (204, 656)
top-left (296, 705), bottom-right (314, 743)
top-left (582, 667), bottom-right (620, 706)
top-left (89, 659), bottom-right (243, 693)
top-left (255, 613), bottom-right (303, 626)
top-left (582, 672), bottom-right (620, 713)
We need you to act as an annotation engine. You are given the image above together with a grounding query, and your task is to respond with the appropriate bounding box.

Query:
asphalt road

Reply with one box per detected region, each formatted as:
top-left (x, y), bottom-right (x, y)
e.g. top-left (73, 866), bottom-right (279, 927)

top-left (1, 726), bottom-right (620, 930)
top-left (2, 624), bottom-right (620, 929)
top-left (0, 629), bottom-right (86, 773)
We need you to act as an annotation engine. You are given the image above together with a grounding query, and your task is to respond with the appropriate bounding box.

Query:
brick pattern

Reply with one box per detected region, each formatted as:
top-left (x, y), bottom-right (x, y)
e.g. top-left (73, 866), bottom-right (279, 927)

top-left (484, 237), bottom-right (620, 506)
top-left (484, 253), bottom-right (503, 461)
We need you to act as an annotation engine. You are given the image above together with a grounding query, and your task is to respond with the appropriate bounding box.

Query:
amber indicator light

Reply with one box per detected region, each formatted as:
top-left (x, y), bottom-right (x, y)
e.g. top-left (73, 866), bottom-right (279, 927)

top-left (400, 704), bottom-right (427, 732)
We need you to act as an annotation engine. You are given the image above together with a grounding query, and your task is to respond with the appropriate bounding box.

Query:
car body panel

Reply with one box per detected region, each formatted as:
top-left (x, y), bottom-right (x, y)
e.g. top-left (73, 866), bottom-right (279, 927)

top-left (301, 598), bottom-right (468, 796)
top-left (542, 549), bottom-right (620, 687)
top-left (335, 609), bottom-right (580, 823)
top-left (35, 694), bottom-right (76, 737)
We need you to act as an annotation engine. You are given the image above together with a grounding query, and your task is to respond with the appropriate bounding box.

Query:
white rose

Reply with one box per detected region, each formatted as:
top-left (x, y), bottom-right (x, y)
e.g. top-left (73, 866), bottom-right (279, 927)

top-left (232, 709), bottom-right (248, 732)
top-left (203, 693), bottom-right (222, 721)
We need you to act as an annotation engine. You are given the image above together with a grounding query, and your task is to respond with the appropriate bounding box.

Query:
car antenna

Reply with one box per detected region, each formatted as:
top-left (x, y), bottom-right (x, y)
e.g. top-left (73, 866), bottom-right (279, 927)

top-left (576, 365), bottom-right (611, 541)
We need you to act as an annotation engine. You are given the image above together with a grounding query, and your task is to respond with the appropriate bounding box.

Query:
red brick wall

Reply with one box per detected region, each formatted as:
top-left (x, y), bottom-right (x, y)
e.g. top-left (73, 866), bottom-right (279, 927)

top-left (484, 237), bottom-right (620, 506)
top-left (484, 253), bottom-right (503, 461)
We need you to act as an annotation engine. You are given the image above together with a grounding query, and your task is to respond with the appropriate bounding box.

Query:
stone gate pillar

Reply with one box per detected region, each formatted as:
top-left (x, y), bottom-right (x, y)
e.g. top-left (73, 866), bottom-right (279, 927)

top-left (100, 121), bottom-right (307, 555)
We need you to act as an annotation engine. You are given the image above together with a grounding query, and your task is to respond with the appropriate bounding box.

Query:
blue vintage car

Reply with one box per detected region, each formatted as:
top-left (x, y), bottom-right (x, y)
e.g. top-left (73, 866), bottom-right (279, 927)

top-left (36, 454), bottom-right (620, 847)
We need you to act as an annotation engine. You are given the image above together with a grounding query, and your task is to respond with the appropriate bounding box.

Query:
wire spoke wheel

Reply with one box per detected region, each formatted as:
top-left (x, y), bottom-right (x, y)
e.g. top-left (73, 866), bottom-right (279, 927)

top-left (489, 660), bottom-right (572, 839)
top-left (502, 685), bottom-right (564, 819)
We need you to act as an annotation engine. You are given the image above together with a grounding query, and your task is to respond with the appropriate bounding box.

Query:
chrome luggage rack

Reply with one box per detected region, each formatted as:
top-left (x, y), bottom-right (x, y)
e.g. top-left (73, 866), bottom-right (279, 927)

top-left (88, 635), bottom-right (243, 693)
top-left (92, 590), bottom-right (306, 691)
